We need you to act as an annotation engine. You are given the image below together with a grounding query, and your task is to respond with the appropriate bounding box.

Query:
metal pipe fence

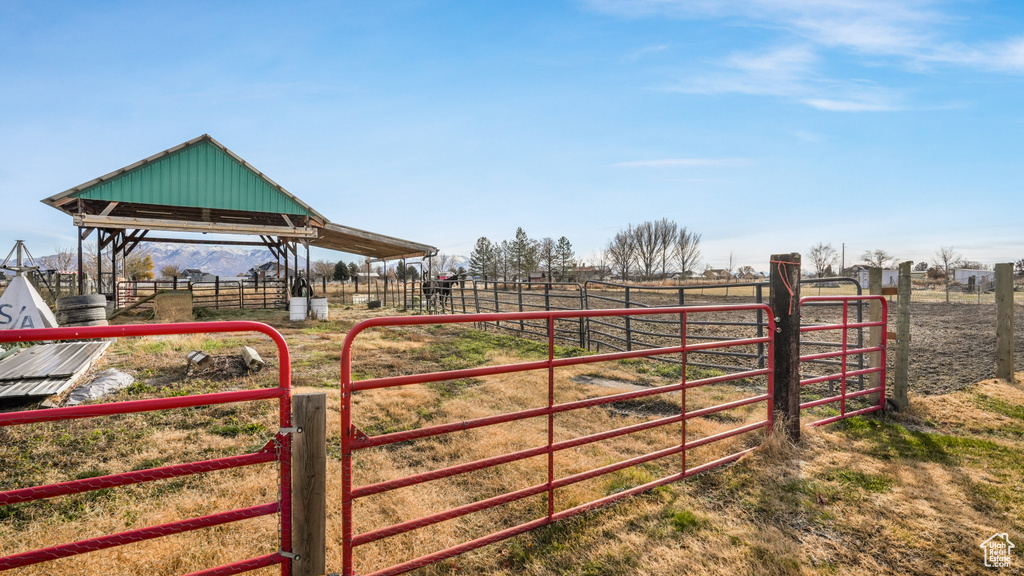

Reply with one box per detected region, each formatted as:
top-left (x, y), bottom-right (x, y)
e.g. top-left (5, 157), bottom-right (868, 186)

top-left (115, 279), bottom-right (289, 311)
top-left (420, 277), bottom-right (865, 378)
top-left (0, 321), bottom-right (294, 576)
top-left (799, 296), bottom-right (888, 426)
top-left (339, 306), bottom-right (775, 576)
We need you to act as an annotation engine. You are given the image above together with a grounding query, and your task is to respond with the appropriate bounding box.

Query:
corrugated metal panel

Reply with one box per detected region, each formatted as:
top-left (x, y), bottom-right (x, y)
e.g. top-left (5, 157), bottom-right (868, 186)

top-left (71, 140), bottom-right (312, 216)
top-left (0, 341), bottom-right (111, 398)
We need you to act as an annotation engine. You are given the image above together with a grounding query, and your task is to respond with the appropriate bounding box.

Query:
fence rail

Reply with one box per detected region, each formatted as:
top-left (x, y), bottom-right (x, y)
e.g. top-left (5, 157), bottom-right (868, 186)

top-left (799, 296), bottom-right (888, 426)
top-left (0, 321), bottom-right (294, 576)
top-left (339, 306), bottom-right (775, 576)
top-left (115, 279), bottom-right (289, 310)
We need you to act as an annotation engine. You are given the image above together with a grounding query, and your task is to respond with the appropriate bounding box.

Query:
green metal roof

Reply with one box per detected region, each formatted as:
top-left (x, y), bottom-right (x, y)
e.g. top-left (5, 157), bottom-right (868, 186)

top-left (46, 135), bottom-right (320, 218)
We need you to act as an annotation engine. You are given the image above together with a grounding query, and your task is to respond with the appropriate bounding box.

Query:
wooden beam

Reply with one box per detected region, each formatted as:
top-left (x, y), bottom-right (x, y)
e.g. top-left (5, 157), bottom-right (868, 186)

top-left (74, 214), bottom-right (317, 238)
top-left (141, 237), bottom-right (273, 247)
top-left (99, 202), bottom-right (119, 217)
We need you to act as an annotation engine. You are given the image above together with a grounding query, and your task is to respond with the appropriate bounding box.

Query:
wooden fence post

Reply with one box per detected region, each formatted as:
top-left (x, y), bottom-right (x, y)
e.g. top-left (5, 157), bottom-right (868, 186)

top-left (769, 253), bottom-right (801, 441)
top-left (995, 262), bottom-right (1015, 382)
top-left (291, 393), bottom-right (327, 576)
top-left (891, 262), bottom-right (911, 410)
top-left (868, 268), bottom-right (882, 391)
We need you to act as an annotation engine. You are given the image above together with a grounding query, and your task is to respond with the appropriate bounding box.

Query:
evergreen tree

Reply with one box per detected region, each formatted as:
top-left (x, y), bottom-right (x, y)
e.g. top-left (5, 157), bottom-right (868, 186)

top-left (333, 261), bottom-right (349, 281)
top-left (509, 227), bottom-right (538, 281)
top-left (469, 237), bottom-right (495, 280)
top-left (555, 236), bottom-right (576, 281)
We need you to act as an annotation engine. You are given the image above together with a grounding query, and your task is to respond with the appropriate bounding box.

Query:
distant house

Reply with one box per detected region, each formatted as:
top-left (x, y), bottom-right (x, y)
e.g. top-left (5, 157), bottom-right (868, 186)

top-left (181, 268), bottom-right (216, 283)
top-left (737, 271), bottom-right (765, 281)
top-left (703, 269), bottom-right (732, 281)
top-left (528, 271), bottom-right (547, 282)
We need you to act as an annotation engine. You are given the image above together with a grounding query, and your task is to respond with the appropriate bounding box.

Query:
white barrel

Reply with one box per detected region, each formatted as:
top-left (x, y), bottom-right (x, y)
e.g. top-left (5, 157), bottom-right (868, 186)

top-left (310, 297), bottom-right (329, 321)
top-left (289, 297), bottom-right (308, 321)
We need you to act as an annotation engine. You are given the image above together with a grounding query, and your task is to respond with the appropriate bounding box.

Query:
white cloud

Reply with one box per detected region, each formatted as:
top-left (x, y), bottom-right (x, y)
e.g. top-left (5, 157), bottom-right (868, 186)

top-left (583, 0), bottom-right (1024, 111)
top-left (611, 158), bottom-right (749, 167)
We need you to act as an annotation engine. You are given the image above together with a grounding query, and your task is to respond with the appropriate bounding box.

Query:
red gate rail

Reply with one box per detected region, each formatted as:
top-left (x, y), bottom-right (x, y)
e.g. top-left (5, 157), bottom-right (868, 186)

top-left (0, 321), bottom-right (293, 576)
top-left (340, 306), bottom-right (775, 576)
top-left (799, 296), bottom-right (888, 426)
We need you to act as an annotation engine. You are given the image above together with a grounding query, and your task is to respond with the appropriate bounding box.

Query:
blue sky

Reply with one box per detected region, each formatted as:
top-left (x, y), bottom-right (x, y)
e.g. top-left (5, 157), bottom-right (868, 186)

top-left (1, 0), bottom-right (1022, 271)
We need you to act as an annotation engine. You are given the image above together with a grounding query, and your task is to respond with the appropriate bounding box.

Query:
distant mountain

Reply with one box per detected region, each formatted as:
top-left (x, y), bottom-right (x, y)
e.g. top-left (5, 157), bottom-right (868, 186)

top-left (41, 244), bottom-right (308, 278)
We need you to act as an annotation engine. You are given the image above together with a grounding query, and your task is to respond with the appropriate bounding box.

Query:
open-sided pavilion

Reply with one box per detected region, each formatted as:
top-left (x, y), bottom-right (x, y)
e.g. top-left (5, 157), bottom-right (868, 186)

top-left (42, 134), bottom-right (436, 296)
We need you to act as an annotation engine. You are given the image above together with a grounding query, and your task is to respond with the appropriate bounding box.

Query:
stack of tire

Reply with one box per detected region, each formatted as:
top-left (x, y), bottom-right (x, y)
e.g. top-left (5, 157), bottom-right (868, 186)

top-left (56, 295), bottom-right (109, 327)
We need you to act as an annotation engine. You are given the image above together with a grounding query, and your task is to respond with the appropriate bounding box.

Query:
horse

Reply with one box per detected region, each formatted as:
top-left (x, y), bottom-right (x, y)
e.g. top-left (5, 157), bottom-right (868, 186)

top-left (422, 274), bottom-right (461, 311)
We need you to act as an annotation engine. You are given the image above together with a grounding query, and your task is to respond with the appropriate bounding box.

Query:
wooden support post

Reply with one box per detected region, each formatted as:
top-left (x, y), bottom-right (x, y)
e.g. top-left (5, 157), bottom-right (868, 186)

top-left (995, 262), bottom-right (1015, 382)
top-left (868, 268), bottom-right (882, 391)
top-left (891, 261), bottom-right (912, 410)
top-left (291, 393), bottom-right (327, 576)
top-left (769, 253), bottom-right (801, 441)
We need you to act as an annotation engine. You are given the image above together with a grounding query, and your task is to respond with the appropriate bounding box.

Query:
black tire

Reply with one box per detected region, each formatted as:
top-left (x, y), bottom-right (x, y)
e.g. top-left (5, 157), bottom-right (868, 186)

top-left (57, 295), bottom-right (107, 311)
top-left (57, 307), bottom-right (107, 325)
top-left (63, 319), bottom-right (108, 327)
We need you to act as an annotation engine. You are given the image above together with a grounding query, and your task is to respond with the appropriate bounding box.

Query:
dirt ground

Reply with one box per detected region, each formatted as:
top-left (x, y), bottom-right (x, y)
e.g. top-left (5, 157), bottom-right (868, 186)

top-left (902, 302), bottom-right (1024, 395)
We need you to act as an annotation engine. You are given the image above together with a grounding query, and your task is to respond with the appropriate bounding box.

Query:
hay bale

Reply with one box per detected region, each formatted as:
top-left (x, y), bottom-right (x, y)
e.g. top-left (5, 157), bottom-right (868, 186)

top-left (154, 290), bottom-right (193, 322)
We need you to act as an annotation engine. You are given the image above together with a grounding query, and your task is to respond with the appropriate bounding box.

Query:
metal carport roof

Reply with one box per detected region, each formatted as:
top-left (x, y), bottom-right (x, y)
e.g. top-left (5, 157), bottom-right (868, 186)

top-left (42, 134), bottom-right (436, 259)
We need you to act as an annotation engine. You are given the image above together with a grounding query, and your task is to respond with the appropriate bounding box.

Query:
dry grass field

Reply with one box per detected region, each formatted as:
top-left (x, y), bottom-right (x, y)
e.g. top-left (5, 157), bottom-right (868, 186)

top-left (0, 300), bottom-right (1021, 575)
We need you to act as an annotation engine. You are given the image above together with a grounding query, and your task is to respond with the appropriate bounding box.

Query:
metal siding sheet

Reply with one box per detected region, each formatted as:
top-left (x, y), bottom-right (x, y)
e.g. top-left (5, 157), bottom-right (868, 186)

top-left (0, 341), bottom-right (110, 398)
top-left (0, 342), bottom-right (109, 381)
top-left (73, 141), bottom-right (310, 216)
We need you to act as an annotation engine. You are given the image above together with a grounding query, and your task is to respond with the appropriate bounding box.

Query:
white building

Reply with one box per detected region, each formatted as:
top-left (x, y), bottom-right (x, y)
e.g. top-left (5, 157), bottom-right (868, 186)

top-left (857, 269), bottom-right (899, 289)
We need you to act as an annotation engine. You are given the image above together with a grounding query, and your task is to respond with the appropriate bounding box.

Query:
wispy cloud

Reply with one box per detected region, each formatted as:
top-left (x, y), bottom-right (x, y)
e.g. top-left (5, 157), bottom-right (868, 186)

top-left (625, 44), bottom-right (669, 61)
top-left (583, 0), bottom-right (1024, 111)
top-left (611, 158), bottom-right (749, 167)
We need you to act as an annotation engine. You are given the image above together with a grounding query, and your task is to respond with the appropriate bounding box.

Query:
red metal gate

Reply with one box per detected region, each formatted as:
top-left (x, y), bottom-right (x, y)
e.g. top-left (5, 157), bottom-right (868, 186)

top-left (0, 321), bottom-right (294, 575)
top-left (340, 306), bottom-right (775, 576)
top-left (799, 295), bottom-right (888, 426)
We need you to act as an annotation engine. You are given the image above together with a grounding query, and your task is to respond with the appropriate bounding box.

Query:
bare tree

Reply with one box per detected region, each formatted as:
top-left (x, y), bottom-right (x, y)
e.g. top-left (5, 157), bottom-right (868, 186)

top-left (932, 246), bottom-right (962, 279)
top-left (159, 264), bottom-right (183, 279)
top-left (426, 253), bottom-right (457, 277)
top-left (46, 244), bottom-right (77, 272)
top-left (861, 249), bottom-right (897, 268)
top-left (312, 260), bottom-right (335, 280)
top-left (933, 246), bottom-right (963, 303)
top-left (537, 237), bottom-right (556, 279)
top-left (808, 242), bottom-right (838, 278)
top-left (589, 249), bottom-right (611, 281)
top-left (606, 226), bottom-right (637, 282)
top-left (654, 218), bottom-right (677, 279)
top-left (674, 227), bottom-right (702, 281)
top-left (632, 221), bottom-right (659, 281)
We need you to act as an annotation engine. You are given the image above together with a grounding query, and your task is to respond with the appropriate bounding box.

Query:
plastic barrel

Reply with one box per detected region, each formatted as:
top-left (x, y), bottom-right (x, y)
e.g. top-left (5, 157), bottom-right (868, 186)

top-left (289, 297), bottom-right (308, 321)
top-left (310, 297), bottom-right (329, 321)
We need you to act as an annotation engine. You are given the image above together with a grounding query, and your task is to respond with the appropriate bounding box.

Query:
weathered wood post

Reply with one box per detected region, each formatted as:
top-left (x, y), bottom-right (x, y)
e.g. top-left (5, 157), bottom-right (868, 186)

top-left (995, 262), bottom-right (1015, 381)
top-left (891, 262), bottom-right (912, 410)
top-left (291, 393), bottom-right (327, 576)
top-left (769, 253), bottom-right (801, 441)
top-left (868, 268), bottom-right (883, 392)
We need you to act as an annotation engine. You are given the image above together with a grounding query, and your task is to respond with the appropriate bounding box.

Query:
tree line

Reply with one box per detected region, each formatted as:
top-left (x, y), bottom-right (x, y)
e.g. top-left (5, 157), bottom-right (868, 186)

top-left (599, 218), bottom-right (702, 282)
top-left (468, 228), bottom-right (576, 282)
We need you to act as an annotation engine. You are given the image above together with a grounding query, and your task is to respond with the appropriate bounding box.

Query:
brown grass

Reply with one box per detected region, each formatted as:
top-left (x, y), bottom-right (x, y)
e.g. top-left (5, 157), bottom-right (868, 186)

top-left (1, 299), bottom-right (1022, 575)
